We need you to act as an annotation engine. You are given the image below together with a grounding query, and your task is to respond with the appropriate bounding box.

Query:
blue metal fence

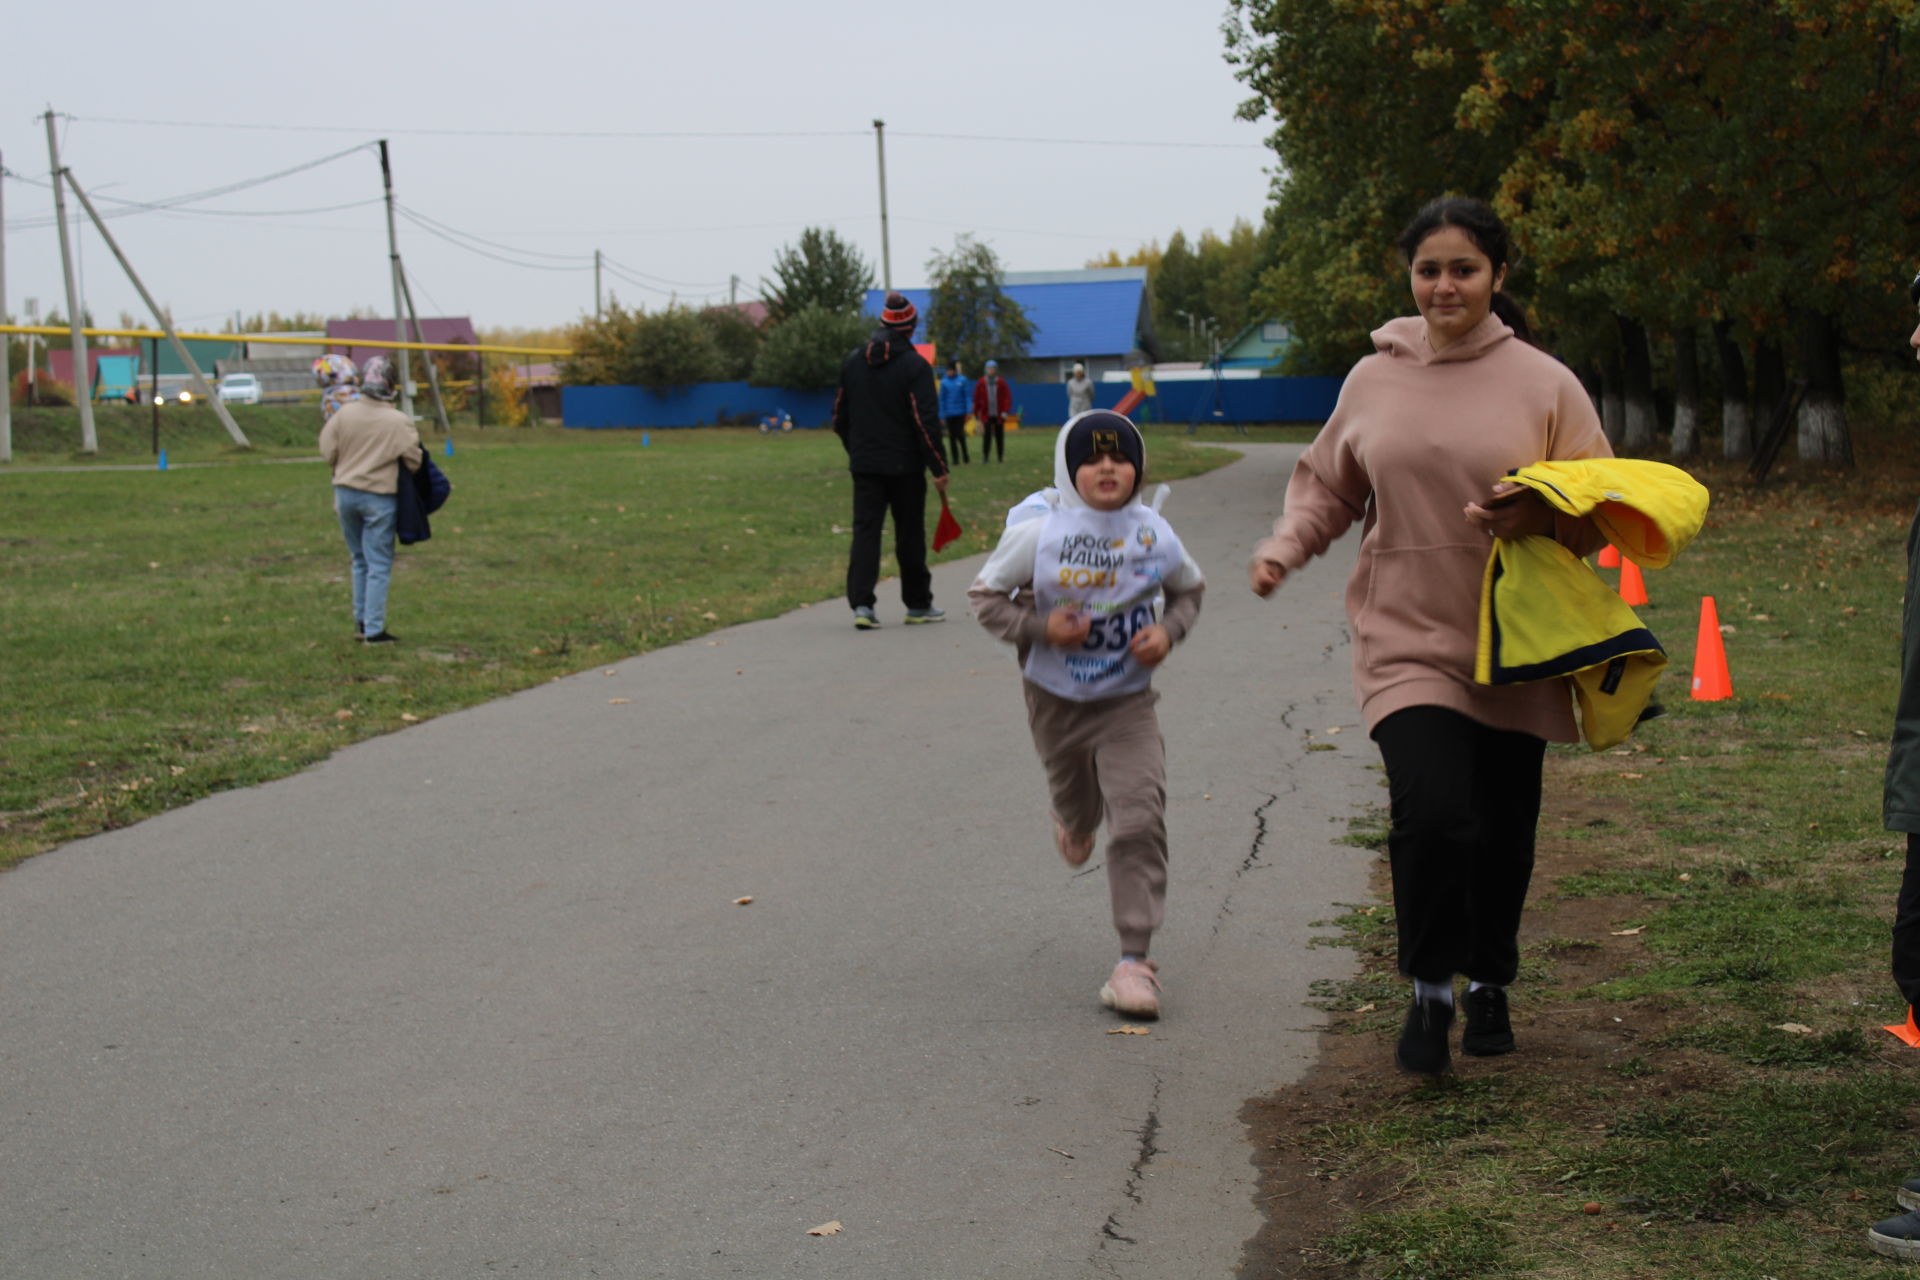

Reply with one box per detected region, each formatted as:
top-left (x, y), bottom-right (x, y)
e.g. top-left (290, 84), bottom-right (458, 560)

top-left (563, 383), bottom-right (839, 430)
top-left (561, 376), bottom-right (1345, 430)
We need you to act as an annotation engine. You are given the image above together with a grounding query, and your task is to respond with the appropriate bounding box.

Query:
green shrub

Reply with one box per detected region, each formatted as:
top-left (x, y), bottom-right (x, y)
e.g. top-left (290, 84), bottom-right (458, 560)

top-left (749, 305), bottom-right (871, 390)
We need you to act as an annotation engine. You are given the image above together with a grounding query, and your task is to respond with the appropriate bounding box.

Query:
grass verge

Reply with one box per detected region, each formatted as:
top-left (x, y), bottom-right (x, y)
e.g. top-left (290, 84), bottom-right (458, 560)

top-left (1250, 439), bottom-right (1920, 1278)
top-left (0, 413), bottom-right (1232, 870)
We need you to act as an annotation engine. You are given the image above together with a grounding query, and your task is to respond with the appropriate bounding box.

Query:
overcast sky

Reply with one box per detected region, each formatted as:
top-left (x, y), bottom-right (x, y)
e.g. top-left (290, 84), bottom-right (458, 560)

top-left (2, 1), bottom-right (1276, 336)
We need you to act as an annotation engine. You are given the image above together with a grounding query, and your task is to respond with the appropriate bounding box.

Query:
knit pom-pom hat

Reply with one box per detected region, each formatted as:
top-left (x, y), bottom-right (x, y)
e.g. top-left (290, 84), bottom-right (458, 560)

top-left (879, 292), bottom-right (917, 331)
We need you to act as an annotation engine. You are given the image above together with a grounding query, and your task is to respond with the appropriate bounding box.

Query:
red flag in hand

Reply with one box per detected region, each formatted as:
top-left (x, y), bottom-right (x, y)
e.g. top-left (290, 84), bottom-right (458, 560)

top-left (933, 496), bottom-right (963, 551)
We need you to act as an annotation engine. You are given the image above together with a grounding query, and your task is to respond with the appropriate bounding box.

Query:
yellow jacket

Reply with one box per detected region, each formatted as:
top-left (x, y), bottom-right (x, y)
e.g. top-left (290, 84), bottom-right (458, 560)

top-left (1475, 459), bottom-right (1710, 750)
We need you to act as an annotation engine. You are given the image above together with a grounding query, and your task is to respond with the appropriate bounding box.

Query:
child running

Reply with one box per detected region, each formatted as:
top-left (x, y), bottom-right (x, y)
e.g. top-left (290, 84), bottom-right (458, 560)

top-left (969, 410), bottom-right (1205, 1018)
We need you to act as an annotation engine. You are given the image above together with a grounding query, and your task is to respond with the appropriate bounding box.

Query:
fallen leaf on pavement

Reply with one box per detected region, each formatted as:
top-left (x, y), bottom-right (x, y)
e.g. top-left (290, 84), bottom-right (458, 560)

top-left (609, 698), bottom-right (631, 705)
top-left (1107, 1025), bottom-right (1152, 1036)
top-left (733, 896), bottom-right (753, 906)
top-left (807, 1221), bottom-right (842, 1236)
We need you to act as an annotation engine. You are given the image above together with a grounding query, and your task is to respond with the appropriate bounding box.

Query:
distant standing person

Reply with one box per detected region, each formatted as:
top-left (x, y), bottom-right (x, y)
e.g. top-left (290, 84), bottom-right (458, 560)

top-left (318, 357), bottom-right (423, 645)
top-left (832, 292), bottom-right (951, 631)
top-left (312, 353), bottom-right (360, 421)
top-left (974, 359), bottom-right (1013, 462)
top-left (939, 359), bottom-right (972, 464)
top-left (1065, 362), bottom-right (1095, 418)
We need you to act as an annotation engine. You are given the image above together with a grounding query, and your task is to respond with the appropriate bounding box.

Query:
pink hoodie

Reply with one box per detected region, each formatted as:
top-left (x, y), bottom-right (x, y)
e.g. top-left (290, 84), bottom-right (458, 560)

top-left (1253, 313), bottom-right (1610, 742)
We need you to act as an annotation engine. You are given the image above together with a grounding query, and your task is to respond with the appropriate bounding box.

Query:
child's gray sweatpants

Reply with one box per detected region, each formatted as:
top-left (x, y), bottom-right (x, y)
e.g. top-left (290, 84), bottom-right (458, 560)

top-left (1022, 681), bottom-right (1167, 956)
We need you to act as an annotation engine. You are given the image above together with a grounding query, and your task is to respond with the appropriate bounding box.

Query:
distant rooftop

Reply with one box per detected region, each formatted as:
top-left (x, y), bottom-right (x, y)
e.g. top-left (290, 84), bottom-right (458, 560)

top-left (864, 268), bottom-right (1150, 360)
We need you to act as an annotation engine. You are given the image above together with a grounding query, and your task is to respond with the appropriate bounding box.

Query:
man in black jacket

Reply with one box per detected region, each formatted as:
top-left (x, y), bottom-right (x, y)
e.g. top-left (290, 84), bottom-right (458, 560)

top-left (833, 292), bottom-right (951, 630)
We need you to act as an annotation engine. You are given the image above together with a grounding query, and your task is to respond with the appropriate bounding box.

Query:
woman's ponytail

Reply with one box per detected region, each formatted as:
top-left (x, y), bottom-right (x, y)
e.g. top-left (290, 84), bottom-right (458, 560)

top-left (1490, 292), bottom-right (1533, 347)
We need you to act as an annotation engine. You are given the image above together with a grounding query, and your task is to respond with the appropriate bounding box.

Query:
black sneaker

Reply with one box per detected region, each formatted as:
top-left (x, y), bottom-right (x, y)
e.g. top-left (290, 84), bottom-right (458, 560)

top-left (1396, 996), bottom-right (1454, 1076)
top-left (1900, 1176), bottom-right (1920, 1212)
top-left (852, 606), bottom-right (879, 630)
top-left (1869, 1209), bottom-right (1920, 1260)
top-left (1462, 985), bottom-right (1516, 1057)
top-left (362, 630), bottom-right (399, 645)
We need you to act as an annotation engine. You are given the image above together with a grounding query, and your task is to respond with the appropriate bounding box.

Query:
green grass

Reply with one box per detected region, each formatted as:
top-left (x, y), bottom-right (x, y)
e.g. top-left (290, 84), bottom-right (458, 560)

top-left (0, 411), bottom-right (1232, 868)
top-left (1296, 433), bottom-right (1920, 1278)
top-left (5, 400), bottom-right (341, 463)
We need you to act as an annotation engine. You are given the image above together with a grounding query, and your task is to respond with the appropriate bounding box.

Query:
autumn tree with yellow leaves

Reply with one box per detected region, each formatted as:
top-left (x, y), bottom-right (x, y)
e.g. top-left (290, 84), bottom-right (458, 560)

top-left (1226, 0), bottom-right (1920, 465)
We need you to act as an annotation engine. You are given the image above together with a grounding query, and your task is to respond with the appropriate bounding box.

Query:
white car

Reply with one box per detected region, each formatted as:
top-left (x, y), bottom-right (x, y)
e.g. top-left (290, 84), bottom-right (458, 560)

top-left (217, 373), bottom-right (261, 405)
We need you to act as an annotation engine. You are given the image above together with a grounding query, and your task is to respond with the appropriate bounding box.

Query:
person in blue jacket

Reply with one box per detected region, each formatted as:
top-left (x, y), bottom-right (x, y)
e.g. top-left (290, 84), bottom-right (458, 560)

top-left (939, 360), bottom-right (971, 465)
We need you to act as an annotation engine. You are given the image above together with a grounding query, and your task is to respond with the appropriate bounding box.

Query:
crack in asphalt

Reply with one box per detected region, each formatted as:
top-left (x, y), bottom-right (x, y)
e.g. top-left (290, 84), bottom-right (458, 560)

top-left (1097, 1075), bottom-right (1164, 1251)
top-left (1238, 792), bottom-right (1278, 876)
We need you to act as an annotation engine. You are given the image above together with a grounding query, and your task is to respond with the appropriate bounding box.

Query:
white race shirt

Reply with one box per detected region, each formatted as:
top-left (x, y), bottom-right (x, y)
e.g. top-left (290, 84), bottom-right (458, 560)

top-left (1022, 501), bottom-right (1194, 701)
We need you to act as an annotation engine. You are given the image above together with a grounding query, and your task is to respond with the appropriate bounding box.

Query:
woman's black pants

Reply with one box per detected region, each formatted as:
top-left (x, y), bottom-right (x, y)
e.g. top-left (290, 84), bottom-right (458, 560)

top-left (981, 417), bottom-right (1005, 461)
top-left (1372, 706), bottom-right (1546, 987)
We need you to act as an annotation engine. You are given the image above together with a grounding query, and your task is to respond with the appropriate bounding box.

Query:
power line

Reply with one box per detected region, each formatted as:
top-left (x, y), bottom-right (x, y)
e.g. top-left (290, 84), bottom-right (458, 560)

top-left (394, 207), bottom-right (591, 273)
top-left (70, 113), bottom-right (1262, 151)
top-left (7, 197), bottom-right (385, 232)
top-left (76, 115), bottom-right (868, 141)
top-left (80, 142), bottom-right (375, 212)
top-left (891, 130), bottom-right (1264, 151)
top-left (394, 202), bottom-right (595, 263)
top-left (388, 203), bottom-right (729, 293)
top-left (598, 253), bottom-right (727, 290)
top-left (3, 143), bottom-right (377, 231)
top-left (597, 263), bottom-right (689, 298)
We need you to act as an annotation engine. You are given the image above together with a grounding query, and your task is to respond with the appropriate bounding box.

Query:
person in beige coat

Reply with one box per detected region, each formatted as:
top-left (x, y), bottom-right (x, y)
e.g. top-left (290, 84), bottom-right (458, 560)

top-left (318, 357), bottom-right (422, 644)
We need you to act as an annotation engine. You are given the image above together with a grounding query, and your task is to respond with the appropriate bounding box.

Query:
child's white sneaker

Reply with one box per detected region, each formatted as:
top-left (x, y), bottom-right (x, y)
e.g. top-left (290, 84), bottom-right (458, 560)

top-left (1100, 958), bottom-right (1161, 1019)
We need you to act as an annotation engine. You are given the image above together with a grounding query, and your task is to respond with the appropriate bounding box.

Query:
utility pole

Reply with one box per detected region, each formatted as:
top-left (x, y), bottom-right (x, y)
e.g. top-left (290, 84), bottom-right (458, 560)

top-left (63, 168), bottom-right (248, 446)
top-left (594, 249), bottom-right (603, 318)
top-left (729, 275), bottom-right (739, 308)
top-left (377, 140), bottom-right (414, 418)
top-left (44, 110), bottom-right (96, 453)
top-left (1, 147), bottom-right (11, 464)
top-left (872, 118), bottom-right (892, 291)
top-left (395, 264), bottom-right (450, 439)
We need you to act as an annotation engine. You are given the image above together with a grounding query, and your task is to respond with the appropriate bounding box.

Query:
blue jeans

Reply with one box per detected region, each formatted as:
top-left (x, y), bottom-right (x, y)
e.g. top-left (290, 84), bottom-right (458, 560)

top-left (334, 486), bottom-right (397, 635)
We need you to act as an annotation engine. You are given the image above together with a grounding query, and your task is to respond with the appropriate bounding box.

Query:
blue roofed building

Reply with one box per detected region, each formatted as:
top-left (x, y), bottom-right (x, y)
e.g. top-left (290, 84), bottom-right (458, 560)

top-left (1217, 319), bottom-right (1296, 372)
top-left (863, 267), bottom-right (1156, 386)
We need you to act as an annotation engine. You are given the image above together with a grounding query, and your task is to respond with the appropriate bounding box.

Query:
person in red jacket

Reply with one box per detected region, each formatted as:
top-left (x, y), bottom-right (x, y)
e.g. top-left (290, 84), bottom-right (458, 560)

top-left (973, 360), bottom-right (1013, 462)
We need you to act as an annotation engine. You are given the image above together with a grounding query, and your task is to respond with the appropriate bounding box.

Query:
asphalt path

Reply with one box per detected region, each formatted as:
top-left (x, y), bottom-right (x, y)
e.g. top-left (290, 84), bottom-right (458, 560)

top-left (0, 442), bottom-right (1378, 1278)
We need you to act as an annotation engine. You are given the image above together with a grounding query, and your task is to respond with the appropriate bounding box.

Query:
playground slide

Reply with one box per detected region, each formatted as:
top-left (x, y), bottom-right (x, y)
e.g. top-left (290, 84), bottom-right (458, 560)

top-left (1113, 387), bottom-right (1145, 416)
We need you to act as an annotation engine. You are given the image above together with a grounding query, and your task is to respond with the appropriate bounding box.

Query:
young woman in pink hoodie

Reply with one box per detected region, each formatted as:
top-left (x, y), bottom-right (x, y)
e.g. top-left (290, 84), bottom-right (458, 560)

top-left (1248, 197), bottom-right (1611, 1076)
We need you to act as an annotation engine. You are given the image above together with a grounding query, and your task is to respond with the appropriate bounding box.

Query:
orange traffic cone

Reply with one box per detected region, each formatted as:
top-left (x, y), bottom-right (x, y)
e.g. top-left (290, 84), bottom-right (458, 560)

top-left (1597, 544), bottom-right (1620, 568)
top-left (1886, 1006), bottom-right (1920, 1048)
top-left (1618, 557), bottom-right (1649, 607)
top-left (1690, 595), bottom-right (1733, 701)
